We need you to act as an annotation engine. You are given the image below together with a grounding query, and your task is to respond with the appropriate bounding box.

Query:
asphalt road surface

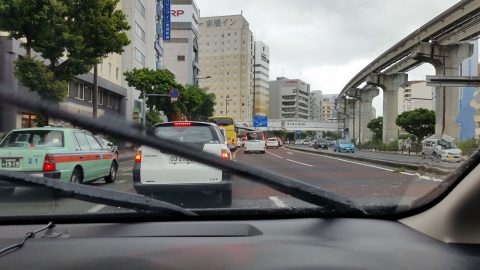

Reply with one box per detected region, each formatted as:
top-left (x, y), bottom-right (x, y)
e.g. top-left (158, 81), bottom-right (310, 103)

top-left (0, 147), bottom-right (446, 216)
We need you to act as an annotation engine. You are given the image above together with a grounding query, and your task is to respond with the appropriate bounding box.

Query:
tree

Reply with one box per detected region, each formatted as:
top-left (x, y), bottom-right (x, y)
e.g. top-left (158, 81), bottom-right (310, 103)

top-left (146, 111), bottom-right (163, 127)
top-left (0, 0), bottom-right (130, 120)
top-left (176, 85), bottom-right (216, 121)
top-left (123, 68), bottom-right (183, 122)
top-left (396, 109), bottom-right (435, 141)
top-left (367, 117), bottom-right (383, 141)
top-left (324, 131), bottom-right (342, 140)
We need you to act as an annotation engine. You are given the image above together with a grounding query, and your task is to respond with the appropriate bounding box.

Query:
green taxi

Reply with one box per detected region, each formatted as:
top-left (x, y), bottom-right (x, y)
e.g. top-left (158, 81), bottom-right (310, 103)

top-left (0, 127), bottom-right (118, 195)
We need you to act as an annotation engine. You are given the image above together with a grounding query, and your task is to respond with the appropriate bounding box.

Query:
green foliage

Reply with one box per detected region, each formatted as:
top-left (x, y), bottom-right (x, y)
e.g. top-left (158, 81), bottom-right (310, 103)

top-left (399, 133), bottom-right (416, 141)
top-left (271, 130), bottom-right (287, 139)
top-left (396, 109), bottom-right (435, 142)
top-left (0, 0), bottom-right (130, 103)
top-left (177, 85), bottom-right (216, 121)
top-left (146, 111), bottom-right (163, 127)
top-left (367, 117), bottom-right (383, 141)
top-left (123, 68), bottom-right (216, 121)
top-left (457, 138), bottom-right (480, 156)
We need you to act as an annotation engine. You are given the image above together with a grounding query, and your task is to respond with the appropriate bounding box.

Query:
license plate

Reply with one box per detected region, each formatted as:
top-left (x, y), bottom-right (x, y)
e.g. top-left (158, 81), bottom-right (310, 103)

top-left (448, 155), bottom-right (453, 159)
top-left (169, 155), bottom-right (193, 164)
top-left (1, 158), bottom-right (20, 168)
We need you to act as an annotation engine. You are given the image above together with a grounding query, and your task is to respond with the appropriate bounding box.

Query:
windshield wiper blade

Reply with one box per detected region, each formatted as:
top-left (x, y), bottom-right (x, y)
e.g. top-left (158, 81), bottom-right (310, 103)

top-left (0, 222), bottom-right (55, 257)
top-left (0, 90), bottom-right (365, 215)
top-left (0, 171), bottom-right (197, 217)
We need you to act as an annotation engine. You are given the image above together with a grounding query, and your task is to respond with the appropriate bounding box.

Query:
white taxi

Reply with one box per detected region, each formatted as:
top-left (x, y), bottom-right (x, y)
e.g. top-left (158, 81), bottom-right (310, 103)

top-left (133, 121), bottom-right (233, 205)
top-left (266, 137), bottom-right (280, 149)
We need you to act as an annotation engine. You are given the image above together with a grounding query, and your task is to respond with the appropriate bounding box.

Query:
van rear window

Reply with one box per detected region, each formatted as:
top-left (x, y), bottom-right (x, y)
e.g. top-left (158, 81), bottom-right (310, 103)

top-left (0, 130), bottom-right (64, 148)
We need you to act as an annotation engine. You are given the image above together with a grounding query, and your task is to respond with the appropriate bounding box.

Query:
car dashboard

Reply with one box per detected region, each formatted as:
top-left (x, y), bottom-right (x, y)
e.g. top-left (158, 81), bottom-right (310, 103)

top-left (1, 217), bottom-right (479, 270)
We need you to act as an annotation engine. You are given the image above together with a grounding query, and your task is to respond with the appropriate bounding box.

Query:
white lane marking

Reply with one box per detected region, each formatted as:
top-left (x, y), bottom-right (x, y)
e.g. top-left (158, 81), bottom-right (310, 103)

top-left (118, 172), bottom-right (131, 176)
top-left (288, 149), bottom-right (396, 172)
top-left (414, 173), bottom-right (444, 182)
top-left (116, 180), bottom-right (127, 184)
top-left (87, 204), bottom-right (106, 213)
top-left (400, 172), bottom-right (416, 176)
top-left (267, 151), bottom-right (284, 159)
top-left (269, 196), bottom-right (287, 208)
top-left (286, 159), bottom-right (314, 167)
top-left (286, 152), bottom-right (294, 155)
top-left (119, 168), bottom-right (131, 172)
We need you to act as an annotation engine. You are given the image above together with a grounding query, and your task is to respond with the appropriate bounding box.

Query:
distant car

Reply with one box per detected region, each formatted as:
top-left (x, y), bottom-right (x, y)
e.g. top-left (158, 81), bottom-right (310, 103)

top-left (422, 136), bottom-right (462, 162)
top-left (334, 140), bottom-right (356, 153)
top-left (313, 138), bottom-right (328, 150)
top-left (244, 131), bottom-right (266, 154)
top-left (133, 121), bottom-right (233, 205)
top-left (95, 135), bottom-right (119, 159)
top-left (266, 137), bottom-right (279, 149)
top-left (0, 127), bottom-right (118, 196)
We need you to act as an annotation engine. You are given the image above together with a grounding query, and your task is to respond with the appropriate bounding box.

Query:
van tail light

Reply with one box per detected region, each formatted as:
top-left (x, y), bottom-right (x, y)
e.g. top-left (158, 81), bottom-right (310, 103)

top-left (134, 150), bottom-right (142, 163)
top-left (42, 154), bottom-right (56, 172)
top-left (221, 149), bottom-right (231, 160)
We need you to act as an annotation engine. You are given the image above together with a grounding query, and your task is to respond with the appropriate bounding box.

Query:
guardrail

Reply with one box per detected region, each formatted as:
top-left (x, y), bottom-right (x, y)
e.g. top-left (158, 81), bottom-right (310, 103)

top-left (356, 143), bottom-right (422, 156)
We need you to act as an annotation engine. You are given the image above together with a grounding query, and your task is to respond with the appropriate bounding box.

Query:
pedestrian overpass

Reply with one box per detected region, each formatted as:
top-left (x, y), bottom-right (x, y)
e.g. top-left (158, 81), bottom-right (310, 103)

top-left (235, 119), bottom-right (340, 132)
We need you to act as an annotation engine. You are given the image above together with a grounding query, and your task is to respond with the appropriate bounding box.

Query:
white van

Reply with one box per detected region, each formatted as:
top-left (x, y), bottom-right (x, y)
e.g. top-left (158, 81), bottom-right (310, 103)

top-left (422, 136), bottom-right (462, 162)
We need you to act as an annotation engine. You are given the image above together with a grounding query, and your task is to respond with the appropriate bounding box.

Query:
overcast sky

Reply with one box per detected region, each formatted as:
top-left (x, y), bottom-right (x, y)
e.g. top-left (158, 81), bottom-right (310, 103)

top-left (195, 0), bottom-right (461, 116)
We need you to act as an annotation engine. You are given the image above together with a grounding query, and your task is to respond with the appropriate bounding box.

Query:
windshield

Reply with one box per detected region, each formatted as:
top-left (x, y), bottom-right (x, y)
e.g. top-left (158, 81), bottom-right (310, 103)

top-left (0, 130), bottom-right (64, 148)
top-left (0, 0), bottom-right (476, 219)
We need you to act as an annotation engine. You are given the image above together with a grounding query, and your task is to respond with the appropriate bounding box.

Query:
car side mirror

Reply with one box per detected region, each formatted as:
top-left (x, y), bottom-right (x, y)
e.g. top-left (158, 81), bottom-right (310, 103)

top-left (107, 142), bottom-right (113, 147)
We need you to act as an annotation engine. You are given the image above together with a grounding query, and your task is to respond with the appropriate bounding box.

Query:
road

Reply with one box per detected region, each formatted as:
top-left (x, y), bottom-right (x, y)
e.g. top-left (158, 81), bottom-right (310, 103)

top-left (0, 147), bottom-right (444, 215)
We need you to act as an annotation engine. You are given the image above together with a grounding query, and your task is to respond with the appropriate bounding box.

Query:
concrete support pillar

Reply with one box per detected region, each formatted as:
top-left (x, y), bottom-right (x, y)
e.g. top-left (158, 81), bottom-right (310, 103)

top-left (367, 73), bottom-right (408, 143)
top-left (412, 42), bottom-right (474, 138)
top-left (359, 87), bottom-right (380, 143)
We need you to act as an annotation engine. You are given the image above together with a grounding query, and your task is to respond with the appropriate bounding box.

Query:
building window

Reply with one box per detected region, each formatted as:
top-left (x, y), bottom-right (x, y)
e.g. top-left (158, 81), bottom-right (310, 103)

top-left (135, 23), bottom-right (145, 42)
top-left (108, 63), bottom-right (112, 76)
top-left (116, 68), bottom-right (119, 80)
top-left (98, 89), bottom-right (104, 105)
top-left (73, 82), bottom-right (84, 100)
top-left (136, 0), bottom-right (145, 18)
top-left (177, 55), bottom-right (185, 61)
top-left (135, 48), bottom-right (146, 66)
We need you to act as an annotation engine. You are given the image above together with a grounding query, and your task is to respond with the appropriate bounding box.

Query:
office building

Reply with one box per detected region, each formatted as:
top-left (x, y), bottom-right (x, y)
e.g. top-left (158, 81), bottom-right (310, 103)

top-left (268, 77), bottom-right (310, 120)
top-left (162, 0), bottom-right (200, 85)
top-left (309, 90), bottom-right (323, 121)
top-left (397, 81), bottom-right (433, 114)
top-left (321, 94), bottom-right (338, 123)
top-left (121, 0), bottom-right (158, 125)
top-left (253, 41), bottom-right (270, 116)
top-left (198, 14), bottom-right (254, 122)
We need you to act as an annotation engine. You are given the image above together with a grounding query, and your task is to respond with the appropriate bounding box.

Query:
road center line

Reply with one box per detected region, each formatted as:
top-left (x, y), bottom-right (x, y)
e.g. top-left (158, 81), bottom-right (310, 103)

top-left (269, 196), bottom-right (287, 208)
top-left (87, 204), bottom-right (106, 213)
top-left (286, 159), bottom-right (314, 167)
top-left (116, 180), bottom-right (127, 184)
top-left (267, 151), bottom-right (284, 159)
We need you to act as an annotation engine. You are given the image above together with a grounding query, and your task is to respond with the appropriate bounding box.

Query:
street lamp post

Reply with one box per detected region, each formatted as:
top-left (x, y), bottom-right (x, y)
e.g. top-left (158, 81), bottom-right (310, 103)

top-left (196, 76), bottom-right (211, 85)
top-left (225, 95), bottom-right (233, 115)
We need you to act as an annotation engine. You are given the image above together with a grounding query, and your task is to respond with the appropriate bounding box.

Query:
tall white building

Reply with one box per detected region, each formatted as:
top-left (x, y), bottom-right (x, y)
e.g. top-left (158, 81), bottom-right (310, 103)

top-left (397, 81), bottom-right (433, 114)
top-left (253, 41), bottom-right (270, 117)
top-left (162, 0), bottom-right (200, 85)
top-left (309, 90), bottom-right (323, 121)
top-left (198, 14), bottom-right (254, 122)
top-left (268, 77), bottom-right (310, 120)
top-left (121, 0), bottom-right (157, 124)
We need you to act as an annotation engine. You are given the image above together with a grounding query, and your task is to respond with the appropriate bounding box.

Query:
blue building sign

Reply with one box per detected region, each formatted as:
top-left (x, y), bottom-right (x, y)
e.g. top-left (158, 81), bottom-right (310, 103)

top-left (162, 0), bottom-right (171, 40)
top-left (253, 115), bottom-right (268, 128)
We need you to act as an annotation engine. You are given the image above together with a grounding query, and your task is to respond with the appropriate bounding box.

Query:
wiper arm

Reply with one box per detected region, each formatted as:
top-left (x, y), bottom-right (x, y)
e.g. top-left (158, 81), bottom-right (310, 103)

top-left (0, 222), bottom-right (55, 257)
top-left (0, 90), bottom-right (365, 215)
top-left (0, 171), bottom-right (196, 217)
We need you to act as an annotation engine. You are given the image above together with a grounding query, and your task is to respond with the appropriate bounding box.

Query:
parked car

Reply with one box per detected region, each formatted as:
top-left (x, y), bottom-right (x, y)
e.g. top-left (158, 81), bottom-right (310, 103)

top-left (133, 121), bottom-right (233, 205)
top-left (95, 135), bottom-right (119, 159)
top-left (422, 136), bottom-right (462, 162)
top-left (313, 138), bottom-right (329, 150)
top-left (334, 140), bottom-right (356, 153)
top-left (0, 127), bottom-right (118, 196)
top-left (266, 137), bottom-right (280, 149)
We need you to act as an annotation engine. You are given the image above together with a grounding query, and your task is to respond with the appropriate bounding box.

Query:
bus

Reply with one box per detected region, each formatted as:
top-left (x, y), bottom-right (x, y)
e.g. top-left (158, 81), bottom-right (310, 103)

top-left (208, 116), bottom-right (237, 150)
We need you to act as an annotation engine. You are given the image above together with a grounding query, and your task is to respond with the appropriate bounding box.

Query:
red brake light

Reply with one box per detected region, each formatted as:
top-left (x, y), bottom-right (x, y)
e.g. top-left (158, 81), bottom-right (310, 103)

top-left (134, 151), bottom-right (142, 163)
top-left (221, 149), bottom-right (231, 160)
top-left (173, 122), bottom-right (192, 127)
top-left (42, 154), bottom-right (56, 172)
